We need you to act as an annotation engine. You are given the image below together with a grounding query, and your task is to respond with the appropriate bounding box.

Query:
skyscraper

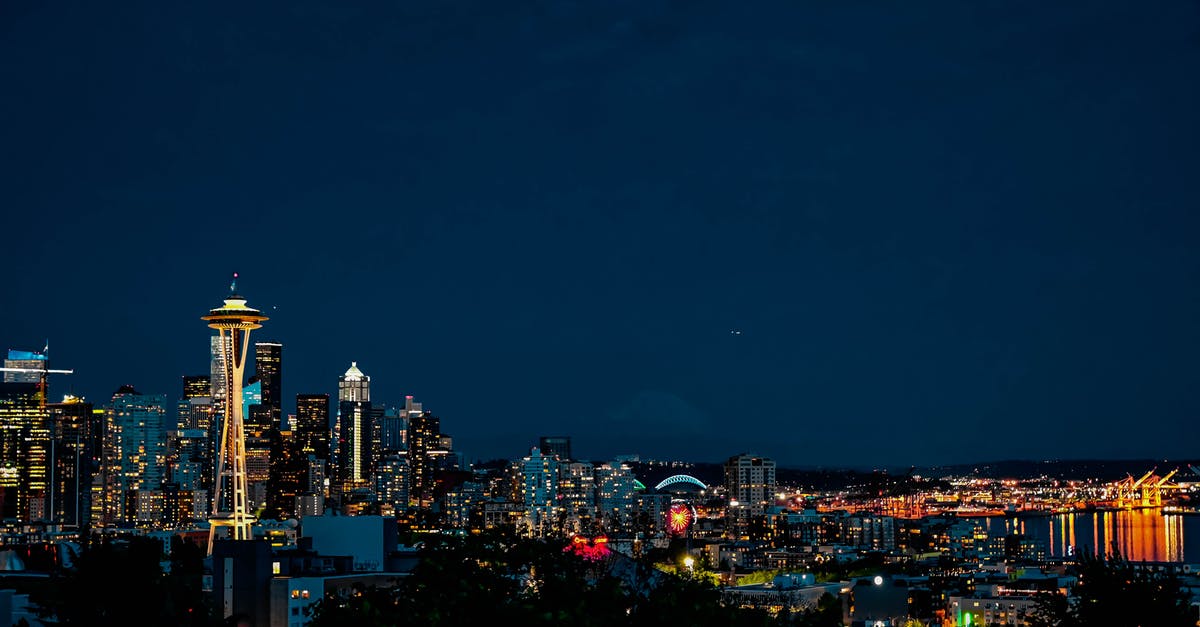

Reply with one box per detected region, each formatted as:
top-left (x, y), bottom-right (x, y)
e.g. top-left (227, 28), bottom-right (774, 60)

top-left (98, 385), bottom-right (170, 526)
top-left (538, 436), bottom-right (572, 462)
top-left (177, 396), bottom-right (213, 431)
top-left (724, 452), bottom-right (776, 537)
top-left (48, 396), bottom-right (100, 526)
top-left (244, 432), bottom-right (272, 511)
top-left (241, 379), bottom-right (262, 418)
top-left (335, 363), bottom-right (372, 497)
top-left (0, 381), bottom-right (49, 520)
top-left (374, 454), bottom-right (409, 516)
top-left (406, 408), bottom-right (440, 508)
top-left (338, 362), bottom-right (369, 402)
top-left (294, 393), bottom-right (330, 514)
top-left (209, 335), bottom-right (232, 403)
top-left (595, 460), bottom-right (636, 528)
top-left (723, 452), bottom-right (776, 512)
top-left (336, 399), bottom-right (372, 495)
top-left (379, 406), bottom-right (405, 454)
top-left (294, 394), bottom-right (331, 463)
top-left (254, 342), bottom-right (282, 430)
top-left (166, 427), bottom-right (212, 523)
top-left (558, 461), bottom-right (596, 523)
top-left (4, 349), bottom-right (47, 383)
top-left (182, 375), bottom-right (210, 400)
top-left (520, 447), bottom-right (560, 536)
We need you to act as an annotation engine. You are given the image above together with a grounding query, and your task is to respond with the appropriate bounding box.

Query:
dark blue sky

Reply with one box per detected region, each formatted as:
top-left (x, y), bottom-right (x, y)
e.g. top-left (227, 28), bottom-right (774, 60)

top-left (3, 0), bottom-right (1199, 467)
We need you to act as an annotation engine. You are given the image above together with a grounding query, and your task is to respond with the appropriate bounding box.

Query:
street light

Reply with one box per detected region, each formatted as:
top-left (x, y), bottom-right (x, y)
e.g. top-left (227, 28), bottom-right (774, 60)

top-left (683, 556), bottom-right (695, 572)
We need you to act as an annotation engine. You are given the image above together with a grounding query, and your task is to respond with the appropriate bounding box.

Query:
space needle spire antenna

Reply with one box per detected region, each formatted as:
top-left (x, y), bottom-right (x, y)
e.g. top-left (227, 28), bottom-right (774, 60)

top-left (202, 272), bottom-right (268, 554)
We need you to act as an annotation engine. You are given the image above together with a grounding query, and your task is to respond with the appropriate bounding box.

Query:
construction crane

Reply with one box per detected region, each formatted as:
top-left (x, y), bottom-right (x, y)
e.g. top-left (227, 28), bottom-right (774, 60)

top-left (0, 365), bottom-right (75, 379)
top-left (1, 365), bottom-right (74, 405)
top-left (1113, 468), bottom-right (1157, 509)
top-left (1143, 468), bottom-right (1179, 508)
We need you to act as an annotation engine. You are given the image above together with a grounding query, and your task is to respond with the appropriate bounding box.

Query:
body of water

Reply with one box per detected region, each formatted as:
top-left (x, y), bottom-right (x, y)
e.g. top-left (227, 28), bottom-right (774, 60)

top-left (975, 510), bottom-right (1196, 563)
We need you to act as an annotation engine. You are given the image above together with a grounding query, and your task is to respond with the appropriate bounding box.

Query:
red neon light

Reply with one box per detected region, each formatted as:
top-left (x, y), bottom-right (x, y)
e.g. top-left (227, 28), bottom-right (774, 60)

top-left (566, 535), bottom-right (611, 561)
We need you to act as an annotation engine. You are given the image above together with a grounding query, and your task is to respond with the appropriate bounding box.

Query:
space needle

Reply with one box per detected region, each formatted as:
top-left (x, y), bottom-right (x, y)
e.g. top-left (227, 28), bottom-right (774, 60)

top-left (203, 273), bottom-right (268, 554)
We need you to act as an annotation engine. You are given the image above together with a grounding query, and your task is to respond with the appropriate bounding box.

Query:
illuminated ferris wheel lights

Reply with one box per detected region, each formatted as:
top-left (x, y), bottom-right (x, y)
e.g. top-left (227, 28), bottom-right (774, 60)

top-left (667, 503), bottom-right (696, 535)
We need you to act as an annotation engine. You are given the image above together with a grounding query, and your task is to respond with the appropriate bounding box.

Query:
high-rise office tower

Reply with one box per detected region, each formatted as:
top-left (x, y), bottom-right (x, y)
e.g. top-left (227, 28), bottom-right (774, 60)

top-left (338, 362), bottom-right (369, 402)
top-left (379, 407), bottom-right (405, 454)
top-left (334, 363), bottom-right (372, 497)
top-left (254, 342), bottom-right (282, 430)
top-left (209, 335), bottom-right (233, 403)
top-left (166, 428), bottom-right (212, 522)
top-left (3, 349), bottom-right (46, 383)
top-left (294, 393), bottom-right (330, 514)
top-left (177, 397), bottom-right (213, 431)
top-left (202, 276), bottom-right (268, 552)
top-left (266, 426), bottom-right (302, 521)
top-left (182, 375), bottom-right (210, 400)
top-left (244, 432), bottom-right (271, 510)
top-left (241, 378), bottom-right (265, 434)
top-left (242, 379), bottom-right (262, 413)
top-left (538, 436), bottom-right (572, 462)
top-left (406, 409), bottom-right (440, 508)
top-left (0, 381), bottom-right (50, 520)
top-left (369, 404), bottom-right (386, 477)
top-left (47, 396), bottom-right (100, 526)
top-left (294, 394), bottom-right (331, 463)
top-left (1, 348), bottom-right (72, 522)
top-left (98, 385), bottom-right (170, 526)
top-left (399, 395), bottom-right (422, 448)
top-left (336, 399), bottom-right (372, 495)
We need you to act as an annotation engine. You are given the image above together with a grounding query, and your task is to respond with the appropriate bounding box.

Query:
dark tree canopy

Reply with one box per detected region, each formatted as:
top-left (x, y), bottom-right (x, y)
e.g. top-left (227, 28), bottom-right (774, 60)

top-left (308, 529), bottom-right (837, 627)
top-left (1029, 546), bottom-right (1195, 627)
top-left (31, 536), bottom-right (213, 627)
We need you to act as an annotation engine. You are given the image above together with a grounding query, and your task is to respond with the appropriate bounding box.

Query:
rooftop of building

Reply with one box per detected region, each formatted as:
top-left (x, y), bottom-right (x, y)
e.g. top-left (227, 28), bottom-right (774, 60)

top-left (342, 362), bottom-right (367, 380)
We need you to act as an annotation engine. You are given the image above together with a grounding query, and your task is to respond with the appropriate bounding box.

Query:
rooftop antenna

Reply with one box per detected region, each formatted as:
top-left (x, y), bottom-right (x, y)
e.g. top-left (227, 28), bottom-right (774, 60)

top-left (230, 271), bottom-right (239, 295)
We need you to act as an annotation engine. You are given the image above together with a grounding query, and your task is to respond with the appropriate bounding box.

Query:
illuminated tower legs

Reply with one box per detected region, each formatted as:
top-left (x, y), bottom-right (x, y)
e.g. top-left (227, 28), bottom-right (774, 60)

top-left (203, 275), bottom-right (268, 555)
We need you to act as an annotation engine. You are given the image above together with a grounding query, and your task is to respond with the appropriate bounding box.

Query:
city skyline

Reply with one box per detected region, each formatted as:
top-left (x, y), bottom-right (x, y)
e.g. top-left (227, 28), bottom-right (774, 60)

top-left (4, 0), bottom-right (1200, 467)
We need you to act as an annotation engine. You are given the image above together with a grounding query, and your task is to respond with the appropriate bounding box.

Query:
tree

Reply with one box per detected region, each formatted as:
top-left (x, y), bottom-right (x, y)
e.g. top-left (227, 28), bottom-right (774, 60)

top-left (32, 535), bottom-right (215, 627)
top-left (777, 592), bottom-right (842, 627)
top-left (1028, 545), bottom-right (1195, 627)
top-left (306, 582), bottom-right (400, 627)
top-left (164, 536), bottom-right (213, 626)
top-left (307, 529), bottom-right (783, 627)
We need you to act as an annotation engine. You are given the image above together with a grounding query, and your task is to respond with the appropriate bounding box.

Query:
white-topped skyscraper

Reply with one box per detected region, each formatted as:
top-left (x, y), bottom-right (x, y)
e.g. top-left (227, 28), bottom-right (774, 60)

top-left (338, 362), bottom-right (370, 402)
top-left (336, 362), bottom-right (372, 496)
top-left (202, 274), bottom-right (268, 554)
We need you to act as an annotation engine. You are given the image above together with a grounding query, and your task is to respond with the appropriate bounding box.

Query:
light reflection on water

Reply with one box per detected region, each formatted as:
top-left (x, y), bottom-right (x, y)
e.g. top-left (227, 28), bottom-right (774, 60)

top-left (978, 510), bottom-right (1191, 562)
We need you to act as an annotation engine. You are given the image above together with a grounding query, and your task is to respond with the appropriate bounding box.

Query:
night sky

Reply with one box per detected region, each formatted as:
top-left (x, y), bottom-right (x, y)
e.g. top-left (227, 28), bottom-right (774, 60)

top-left (3, 0), bottom-right (1199, 468)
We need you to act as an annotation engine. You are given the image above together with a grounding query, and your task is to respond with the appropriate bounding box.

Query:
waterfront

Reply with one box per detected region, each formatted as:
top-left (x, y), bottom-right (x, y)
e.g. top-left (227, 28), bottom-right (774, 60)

top-left (977, 509), bottom-right (1194, 563)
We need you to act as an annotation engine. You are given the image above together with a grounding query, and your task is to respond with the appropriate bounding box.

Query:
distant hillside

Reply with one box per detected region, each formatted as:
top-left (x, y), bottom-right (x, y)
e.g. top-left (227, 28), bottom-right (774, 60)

top-left (914, 459), bottom-right (1200, 482)
top-left (629, 458), bottom-right (1200, 492)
